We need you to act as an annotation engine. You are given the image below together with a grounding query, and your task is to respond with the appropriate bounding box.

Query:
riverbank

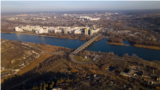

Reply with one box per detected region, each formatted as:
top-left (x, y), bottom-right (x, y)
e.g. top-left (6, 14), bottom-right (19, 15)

top-left (2, 33), bottom-right (160, 61)
top-left (1, 31), bottom-right (94, 41)
top-left (106, 42), bottom-right (129, 46)
top-left (134, 44), bottom-right (160, 50)
top-left (1, 31), bottom-right (59, 38)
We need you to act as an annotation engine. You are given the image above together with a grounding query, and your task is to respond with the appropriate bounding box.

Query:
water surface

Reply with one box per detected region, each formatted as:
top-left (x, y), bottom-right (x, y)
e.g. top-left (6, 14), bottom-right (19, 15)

top-left (1, 33), bottom-right (160, 61)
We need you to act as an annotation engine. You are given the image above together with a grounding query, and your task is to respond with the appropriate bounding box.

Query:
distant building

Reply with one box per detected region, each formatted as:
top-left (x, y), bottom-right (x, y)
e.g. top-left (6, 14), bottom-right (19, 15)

top-left (85, 28), bottom-right (89, 35)
top-left (35, 28), bottom-right (43, 34)
top-left (79, 16), bottom-right (100, 21)
top-left (74, 29), bottom-right (81, 34)
top-left (90, 18), bottom-right (100, 21)
top-left (21, 25), bottom-right (32, 31)
top-left (15, 27), bottom-right (23, 32)
top-left (93, 25), bottom-right (96, 29)
top-left (43, 26), bottom-right (48, 33)
top-left (90, 29), bottom-right (94, 36)
top-left (90, 28), bottom-right (99, 36)
top-left (63, 28), bottom-right (67, 34)
top-left (54, 29), bottom-right (62, 33)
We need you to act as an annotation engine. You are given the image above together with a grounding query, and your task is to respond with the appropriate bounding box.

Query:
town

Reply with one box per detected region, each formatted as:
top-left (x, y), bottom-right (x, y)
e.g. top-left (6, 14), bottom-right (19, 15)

top-left (15, 25), bottom-right (100, 36)
top-left (1, 1), bottom-right (160, 90)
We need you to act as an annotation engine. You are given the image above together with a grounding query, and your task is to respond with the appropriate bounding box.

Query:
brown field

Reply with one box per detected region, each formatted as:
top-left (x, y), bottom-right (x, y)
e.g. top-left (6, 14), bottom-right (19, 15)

top-left (27, 42), bottom-right (68, 53)
top-left (1, 40), bottom-right (39, 69)
top-left (134, 44), bottom-right (160, 50)
top-left (17, 53), bottom-right (52, 75)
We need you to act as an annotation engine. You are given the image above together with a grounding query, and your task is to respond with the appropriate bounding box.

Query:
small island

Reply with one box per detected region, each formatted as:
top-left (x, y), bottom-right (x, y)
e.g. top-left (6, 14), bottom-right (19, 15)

top-left (106, 38), bottom-right (129, 46)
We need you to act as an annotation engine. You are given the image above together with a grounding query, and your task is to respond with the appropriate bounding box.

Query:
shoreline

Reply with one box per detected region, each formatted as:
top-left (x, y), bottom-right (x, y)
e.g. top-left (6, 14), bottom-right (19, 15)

top-left (1, 32), bottom-right (59, 38)
top-left (134, 44), bottom-right (160, 50)
top-left (2, 39), bottom-right (160, 61)
top-left (106, 42), bottom-right (129, 46)
top-left (2, 32), bottom-right (160, 51)
top-left (1, 32), bottom-right (90, 41)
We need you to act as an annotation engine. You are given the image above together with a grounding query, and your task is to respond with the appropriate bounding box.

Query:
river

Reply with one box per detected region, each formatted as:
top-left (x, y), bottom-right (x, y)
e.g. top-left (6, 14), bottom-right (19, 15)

top-left (1, 33), bottom-right (160, 61)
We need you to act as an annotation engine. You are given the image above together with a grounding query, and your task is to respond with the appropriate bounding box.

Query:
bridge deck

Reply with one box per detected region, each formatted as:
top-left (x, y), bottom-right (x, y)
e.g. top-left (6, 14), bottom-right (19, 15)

top-left (72, 34), bottom-right (101, 54)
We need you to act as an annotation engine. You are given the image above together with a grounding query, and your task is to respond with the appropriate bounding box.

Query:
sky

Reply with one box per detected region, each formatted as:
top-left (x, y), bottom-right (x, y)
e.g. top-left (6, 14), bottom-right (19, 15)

top-left (2, 1), bottom-right (160, 13)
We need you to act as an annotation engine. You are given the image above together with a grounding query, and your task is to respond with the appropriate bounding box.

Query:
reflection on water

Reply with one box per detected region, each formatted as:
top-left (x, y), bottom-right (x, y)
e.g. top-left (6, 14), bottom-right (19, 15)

top-left (16, 34), bottom-right (21, 40)
top-left (2, 33), bottom-right (160, 61)
top-left (39, 36), bottom-right (45, 44)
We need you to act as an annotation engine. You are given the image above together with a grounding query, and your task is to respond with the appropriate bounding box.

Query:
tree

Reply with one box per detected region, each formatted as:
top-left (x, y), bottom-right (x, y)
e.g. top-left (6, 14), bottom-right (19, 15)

top-left (52, 81), bottom-right (54, 85)
top-left (123, 53), bottom-right (129, 57)
top-left (50, 84), bottom-right (53, 89)
top-left (65, 78), bottom-right (71, 83)
top-left (76, 78), bottom-right (80, 82)
top-left (132, 54), bottom-right (138, 58)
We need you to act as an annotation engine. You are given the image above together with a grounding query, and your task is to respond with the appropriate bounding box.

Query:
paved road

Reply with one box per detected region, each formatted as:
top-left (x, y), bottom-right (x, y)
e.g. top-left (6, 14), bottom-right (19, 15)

top-left (70, 54), bottom-right (93, 64)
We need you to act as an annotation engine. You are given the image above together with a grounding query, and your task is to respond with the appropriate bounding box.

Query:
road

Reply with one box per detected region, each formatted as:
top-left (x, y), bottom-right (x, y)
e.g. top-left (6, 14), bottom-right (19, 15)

top-left (3, 43), bottom-right (64, 90)
top-left (73, 34), bottom-right (101, 54)
top-left (70, 54), bottom-right (93, 64)
top-left (5, 61), bottom-right (63, 90)
top-left (70, 34), bottom-right (101, 64)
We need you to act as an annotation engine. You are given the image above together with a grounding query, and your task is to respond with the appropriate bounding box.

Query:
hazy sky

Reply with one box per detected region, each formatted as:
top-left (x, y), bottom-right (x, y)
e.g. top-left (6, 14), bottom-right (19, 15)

top-left (2, 1), bottom-right (160, 12)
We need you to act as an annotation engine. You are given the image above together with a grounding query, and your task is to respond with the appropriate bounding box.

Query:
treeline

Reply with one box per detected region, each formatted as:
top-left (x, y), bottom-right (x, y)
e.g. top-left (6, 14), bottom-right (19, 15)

top-left (104, 31), bottom-right (160, 46)
top-left (108, 38), bottom-right (123, 43)
top-left (32, 55), bottom-right (66, 73)
top-left (129, 40), bottom-right (160, 46)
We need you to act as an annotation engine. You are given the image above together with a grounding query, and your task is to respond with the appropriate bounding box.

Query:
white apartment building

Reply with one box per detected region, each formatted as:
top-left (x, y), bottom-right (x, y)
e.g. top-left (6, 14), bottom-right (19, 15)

top-left (35, 28), bottom-right (43, 34)
top-left (15, 27), bottom-right (23, 32)
top-left (74, 29), bottom-right (81, 34)
top-left (93, 28), bottom-right (99, 33)
top-left (90, 28), bottom-right (100, 36)
top-left (79, 16), bottom-right (100, 21)
top-left (43, 26), bottom-right (49, 33)
top-left (21, 26), bottom-right (32, 31)
top-left (90, 18), bottom-right (100, 21)
top-left (54, 29), bottom-right (62, 33)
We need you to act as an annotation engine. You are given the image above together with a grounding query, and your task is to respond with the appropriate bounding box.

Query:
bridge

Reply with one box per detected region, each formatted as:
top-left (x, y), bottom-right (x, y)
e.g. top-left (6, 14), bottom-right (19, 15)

top-left (72, 34), bottom-right (101, 54)
top-left (70, 34), bottom-right (101, 63)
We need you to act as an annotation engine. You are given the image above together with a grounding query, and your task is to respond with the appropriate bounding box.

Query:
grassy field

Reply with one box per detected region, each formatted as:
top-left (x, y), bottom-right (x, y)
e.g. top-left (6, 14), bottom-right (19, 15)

top-left (74, 55), bottom-right (91, 62)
